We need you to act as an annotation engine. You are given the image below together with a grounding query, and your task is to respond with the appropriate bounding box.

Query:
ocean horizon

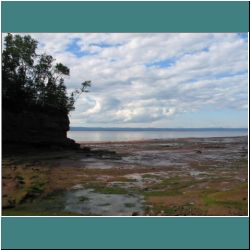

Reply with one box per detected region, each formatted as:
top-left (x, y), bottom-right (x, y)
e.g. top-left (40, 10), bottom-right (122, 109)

top-left (70, 127), bottom-right (248, 131)
top-left (68, 127), bottom-right (248, 142)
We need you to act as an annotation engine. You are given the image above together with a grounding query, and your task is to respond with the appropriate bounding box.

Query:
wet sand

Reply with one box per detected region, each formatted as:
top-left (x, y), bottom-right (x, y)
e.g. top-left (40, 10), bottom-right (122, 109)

top-left (2, 136), bottom-right (248, 216)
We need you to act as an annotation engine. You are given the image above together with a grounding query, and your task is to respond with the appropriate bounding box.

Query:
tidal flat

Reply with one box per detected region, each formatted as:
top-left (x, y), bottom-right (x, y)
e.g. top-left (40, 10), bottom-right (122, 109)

top-left (2, 136), bottom-right (248, 216)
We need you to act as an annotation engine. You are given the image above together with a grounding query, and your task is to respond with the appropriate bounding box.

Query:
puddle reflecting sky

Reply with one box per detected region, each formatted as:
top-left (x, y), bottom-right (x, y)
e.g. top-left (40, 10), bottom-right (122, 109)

top-left (65, 188), bottom-right (145, 216)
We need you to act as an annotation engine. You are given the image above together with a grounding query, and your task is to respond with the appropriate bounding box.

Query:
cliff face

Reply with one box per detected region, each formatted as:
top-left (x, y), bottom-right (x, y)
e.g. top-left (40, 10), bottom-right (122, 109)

top-left (2, 109), bottom-right (78, 148)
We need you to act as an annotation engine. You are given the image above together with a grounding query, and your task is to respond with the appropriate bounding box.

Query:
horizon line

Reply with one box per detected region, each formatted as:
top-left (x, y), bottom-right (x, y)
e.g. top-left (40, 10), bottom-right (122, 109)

top-left (70, 127), bottom-right (248, 130)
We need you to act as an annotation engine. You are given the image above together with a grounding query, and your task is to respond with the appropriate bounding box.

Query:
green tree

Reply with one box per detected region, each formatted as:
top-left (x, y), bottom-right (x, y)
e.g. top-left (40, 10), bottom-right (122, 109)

top-left (2, 33), bottom-right (90, 113)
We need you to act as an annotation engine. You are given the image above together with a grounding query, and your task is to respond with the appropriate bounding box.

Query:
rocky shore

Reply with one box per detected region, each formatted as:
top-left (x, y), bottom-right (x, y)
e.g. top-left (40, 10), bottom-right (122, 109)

top-left (2, 136), bottom-right (248, 216)
top-left (2, 109), bottom-right (79, 150)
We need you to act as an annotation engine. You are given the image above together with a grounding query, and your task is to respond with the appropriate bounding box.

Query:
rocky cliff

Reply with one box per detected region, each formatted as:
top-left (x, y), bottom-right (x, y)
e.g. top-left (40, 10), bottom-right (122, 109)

top-left (2, 109), bottom-right (78, 149)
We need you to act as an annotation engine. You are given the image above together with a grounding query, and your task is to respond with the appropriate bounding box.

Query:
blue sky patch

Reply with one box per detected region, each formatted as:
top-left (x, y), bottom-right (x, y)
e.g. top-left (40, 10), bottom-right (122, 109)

top-left (146, 58), bottom-right (176, 68)
top-left (147, 48), bottom-right (209, 69)
top-left (238, 33), bottom-right (248, 41)
top-left (215, 70), bottom-right (247, 80)
top-left (202, 47), bottom-right (209, 52)
top-left (90, 42), bottom-right (123, 48)
top-left (66, 38), bottom-right (96, 57)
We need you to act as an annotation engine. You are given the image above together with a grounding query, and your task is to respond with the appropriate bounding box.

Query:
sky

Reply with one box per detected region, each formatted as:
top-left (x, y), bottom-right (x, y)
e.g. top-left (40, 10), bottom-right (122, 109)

top-left (6, 33), bottom-right (249, 128)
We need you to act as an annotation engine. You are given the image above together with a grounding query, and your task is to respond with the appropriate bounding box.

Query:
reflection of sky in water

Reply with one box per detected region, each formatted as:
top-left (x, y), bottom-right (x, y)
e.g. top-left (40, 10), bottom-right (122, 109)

top-left (65, 188), bottom-right (144, 216)
top-left (68, 130), bottom-right (247, 142)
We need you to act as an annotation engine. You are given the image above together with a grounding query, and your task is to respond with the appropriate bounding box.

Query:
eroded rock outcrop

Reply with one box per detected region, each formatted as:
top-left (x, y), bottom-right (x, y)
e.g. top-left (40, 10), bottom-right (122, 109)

top-left (2, 109), bottom-right (78, 149)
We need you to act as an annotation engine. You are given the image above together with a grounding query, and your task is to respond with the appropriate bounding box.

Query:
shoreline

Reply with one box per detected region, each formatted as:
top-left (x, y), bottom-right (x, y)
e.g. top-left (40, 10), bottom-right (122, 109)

top-left (75, 135), bottom-right (248, 145)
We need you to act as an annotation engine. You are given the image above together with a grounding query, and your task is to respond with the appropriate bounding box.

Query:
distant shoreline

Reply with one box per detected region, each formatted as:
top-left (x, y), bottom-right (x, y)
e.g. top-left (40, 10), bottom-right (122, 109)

top-left (75, 135), bottom-right (248, 144)
top-left (70, 127), bottom-right (248, 132)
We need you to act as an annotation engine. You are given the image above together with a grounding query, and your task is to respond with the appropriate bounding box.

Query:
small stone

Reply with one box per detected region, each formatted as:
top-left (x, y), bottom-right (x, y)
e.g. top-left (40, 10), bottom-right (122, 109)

top-left (195, 150), bottom-right (202, 154)
top-left (81, 146), bottom-right (91, 152)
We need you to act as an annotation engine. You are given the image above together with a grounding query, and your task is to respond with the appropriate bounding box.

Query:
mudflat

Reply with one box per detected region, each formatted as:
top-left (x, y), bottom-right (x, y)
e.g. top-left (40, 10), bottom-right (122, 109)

top-left (2, 136), bottom-right (248, 216)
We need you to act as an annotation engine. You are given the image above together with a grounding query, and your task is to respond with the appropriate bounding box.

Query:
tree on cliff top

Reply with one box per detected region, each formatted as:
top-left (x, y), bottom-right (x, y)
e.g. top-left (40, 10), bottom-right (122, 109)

top-left (2, 33), bottom-right (91, 114)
